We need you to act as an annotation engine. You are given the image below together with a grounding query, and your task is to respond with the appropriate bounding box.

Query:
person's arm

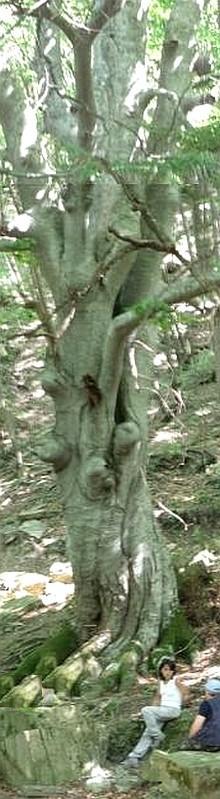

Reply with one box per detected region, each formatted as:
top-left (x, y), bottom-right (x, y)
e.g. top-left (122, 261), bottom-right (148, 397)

top-left (189, 714), bottom-right (206, 738)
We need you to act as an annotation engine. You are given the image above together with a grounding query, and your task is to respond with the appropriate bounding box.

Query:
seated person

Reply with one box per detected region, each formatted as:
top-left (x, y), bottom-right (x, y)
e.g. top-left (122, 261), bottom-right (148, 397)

top-left (122, 656), bottom-right (187, 767)
top-left (185, 677), bottom-right (220, 751)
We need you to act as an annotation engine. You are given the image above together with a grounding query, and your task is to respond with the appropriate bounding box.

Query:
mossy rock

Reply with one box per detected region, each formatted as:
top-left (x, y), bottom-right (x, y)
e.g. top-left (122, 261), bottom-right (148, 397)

top-left (0, 705), bottom-right (109, 789)
top-left (14, 623), bottom-right (76, 683)
top-left (142, 749), bottom-right (220, 798)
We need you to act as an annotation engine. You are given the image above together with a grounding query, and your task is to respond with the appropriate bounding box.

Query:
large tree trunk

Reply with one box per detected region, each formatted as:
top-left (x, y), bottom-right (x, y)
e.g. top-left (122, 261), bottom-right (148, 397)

top-left (0, 0), bottom-right (207, 663)
top-left (42, 302), bottom-right (176, 657)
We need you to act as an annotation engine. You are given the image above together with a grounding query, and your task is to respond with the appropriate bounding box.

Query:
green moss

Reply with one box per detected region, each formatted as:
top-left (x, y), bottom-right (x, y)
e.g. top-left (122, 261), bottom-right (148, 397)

top-left (99, 661), bottom-right (121, 693)
top-left (160, 609), bottom-right (199, 663)
top-left (177, 563), bottom-right (213, 625)
top-left (14, 623), bottom-right (77, 683)
top-left (107, 718), bottom-right (143, 762)
top-left (0, 675), bottom-right (14, 700)
top-left (0, 676), bottom-right (42, 708)
top-left (149, 441), bottom-right (184, 473)
top-left (163, 709), bottom-right (193, 751)
top-left (119, 650), bottom-right (139, 691)
top-left (179, 350), bottom-right (215, 389)
top-left (36, 654), bottom-right (57, 680)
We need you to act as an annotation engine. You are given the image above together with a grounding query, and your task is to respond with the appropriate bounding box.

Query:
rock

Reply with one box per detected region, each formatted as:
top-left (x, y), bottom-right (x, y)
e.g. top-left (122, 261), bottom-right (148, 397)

top-left (2, 526), bottom-right (18, 545)
top-left (0, 571), bottom-right (48, 595)
top-left (113, 764), bottom-right (144, 792)
top-left (19, 521), bottom-right (47, 540)
top-left (142, 749), bottom-right (220, 798)
top-left (84, 764), bottom-right (112, 793)
top-left (0, 675), bottom-right (42, 708)
top-left (49, 561), bottom-right (73, 583)
top-left (39, 689), bottom-right (60, 707)
top-left (18, 573), bottom-right (48, 594)
top-left (0, 705), bottom-right (108, 789)
top-left (41, 581), bottom-right (74, 606)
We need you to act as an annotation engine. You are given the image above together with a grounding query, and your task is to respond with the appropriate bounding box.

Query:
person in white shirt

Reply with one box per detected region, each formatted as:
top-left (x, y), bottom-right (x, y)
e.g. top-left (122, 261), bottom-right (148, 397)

top-left (122, 656), bottom-right (187, 767)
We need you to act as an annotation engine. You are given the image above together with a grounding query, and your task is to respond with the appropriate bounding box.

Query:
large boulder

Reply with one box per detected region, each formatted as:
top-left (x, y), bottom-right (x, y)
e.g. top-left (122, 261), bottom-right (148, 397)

top-left (0, 705), bottom-right (108, 789)
top-left (142, 750), bottom-right (220, 798)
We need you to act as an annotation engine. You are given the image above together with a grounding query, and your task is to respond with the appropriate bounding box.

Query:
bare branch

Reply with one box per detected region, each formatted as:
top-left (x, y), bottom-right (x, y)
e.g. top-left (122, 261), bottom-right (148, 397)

top-left (161, 270), bottom-right (220, 307)
top-left (27, 0), bottom-right (49, 12)
top-left (108, 226), bottom-right (190, 265)
top-left (157, 500), bottom-right (188, 531)
top-left (17, 2), bottom-right (83, 45)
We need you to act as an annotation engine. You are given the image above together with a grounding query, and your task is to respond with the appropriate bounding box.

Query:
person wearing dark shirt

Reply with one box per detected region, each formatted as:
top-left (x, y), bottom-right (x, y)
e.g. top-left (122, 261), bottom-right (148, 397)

top-left (186, 677), bottom-right (220, 750)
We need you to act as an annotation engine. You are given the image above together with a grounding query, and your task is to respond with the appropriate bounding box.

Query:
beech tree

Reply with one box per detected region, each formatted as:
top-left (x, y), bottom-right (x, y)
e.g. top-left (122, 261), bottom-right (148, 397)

top-left (0, 0), bottom-right (219, 673)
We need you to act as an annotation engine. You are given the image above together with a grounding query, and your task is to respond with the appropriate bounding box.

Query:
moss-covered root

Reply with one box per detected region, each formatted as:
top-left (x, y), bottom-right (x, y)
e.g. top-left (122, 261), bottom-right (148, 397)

top-left (0, 675), bottom-right (14, 700)
top-left (44, 632), bottom-right (112, 695)
top-left (14, 622), bottom-right (76, 684)
top-left (44, 653), bottom-right (84, 693)
top-left (0, 675), bottom-right (42, 708)
top-left (44, 639), bottom-right (144, 698)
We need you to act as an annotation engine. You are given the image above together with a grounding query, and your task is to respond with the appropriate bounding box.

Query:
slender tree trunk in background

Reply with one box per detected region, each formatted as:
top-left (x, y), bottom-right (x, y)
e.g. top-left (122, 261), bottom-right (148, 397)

top-left (0, 0), bottom-right (207, 662)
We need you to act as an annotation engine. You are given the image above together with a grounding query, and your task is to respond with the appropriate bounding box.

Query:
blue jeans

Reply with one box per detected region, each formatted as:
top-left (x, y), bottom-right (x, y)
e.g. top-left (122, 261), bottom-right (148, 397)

top-left (129, 705), bottom-right (181, 758)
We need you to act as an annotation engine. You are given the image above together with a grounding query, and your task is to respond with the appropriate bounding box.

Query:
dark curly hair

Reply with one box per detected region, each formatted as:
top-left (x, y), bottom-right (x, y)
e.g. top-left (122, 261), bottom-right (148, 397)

top-left (158, 657), bottom-right (176, 681)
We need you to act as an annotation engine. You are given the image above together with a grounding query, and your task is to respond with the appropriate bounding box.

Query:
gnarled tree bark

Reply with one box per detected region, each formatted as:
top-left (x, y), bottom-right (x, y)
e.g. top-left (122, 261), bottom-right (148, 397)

top-left (0, 0), bottom-right (208, 665)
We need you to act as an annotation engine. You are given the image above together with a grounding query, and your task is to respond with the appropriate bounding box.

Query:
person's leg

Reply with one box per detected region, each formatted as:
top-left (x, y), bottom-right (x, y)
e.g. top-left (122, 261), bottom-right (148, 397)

top-left (123, 705), bottom-right (180, 764)
top-left (142, 705), bottom-right (180, 746)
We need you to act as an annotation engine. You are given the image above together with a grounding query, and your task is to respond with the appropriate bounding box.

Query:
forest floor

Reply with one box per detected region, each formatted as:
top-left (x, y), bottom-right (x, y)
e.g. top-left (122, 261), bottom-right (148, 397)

top-left (1, 314), bottom-right (220, 797)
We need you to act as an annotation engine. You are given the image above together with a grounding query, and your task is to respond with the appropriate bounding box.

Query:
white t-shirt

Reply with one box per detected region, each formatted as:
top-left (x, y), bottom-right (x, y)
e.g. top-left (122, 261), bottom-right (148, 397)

top-left (159, 676), bottom-right (182, 710)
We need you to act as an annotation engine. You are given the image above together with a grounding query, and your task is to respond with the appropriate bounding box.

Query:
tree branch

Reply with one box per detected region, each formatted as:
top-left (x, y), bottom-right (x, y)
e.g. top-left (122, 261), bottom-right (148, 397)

top-left (101, 266), bottom-right (220, 417)
top-left (88, 0), bottom-right (123, 41)
top-left (18, 1), bottom-right (83, 45)
top-left (0, 69), bottom-right (47, 211)
top-left (108, 225), bottom-right (189, 265)
top-left (35, 18), bottom-right (77, 149)
top-left (74, 41), bottom-right (96, 150)
top-left (100, 310), bottom-right (142, 417)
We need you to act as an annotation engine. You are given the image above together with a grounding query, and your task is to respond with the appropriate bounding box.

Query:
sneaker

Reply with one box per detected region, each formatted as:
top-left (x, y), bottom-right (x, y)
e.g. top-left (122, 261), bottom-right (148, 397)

top-left (121, 755), bottom-right (140, 768)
